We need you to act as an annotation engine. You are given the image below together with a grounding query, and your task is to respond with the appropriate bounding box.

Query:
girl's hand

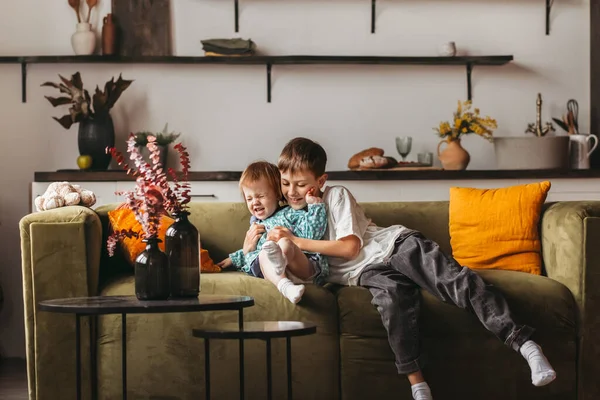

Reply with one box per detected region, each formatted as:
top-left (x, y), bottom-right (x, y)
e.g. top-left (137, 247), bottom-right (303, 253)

top-left (267, 226), bottom-right (296, 243)
top-left (305, 187), bottom-right (323, 205)
top-left (243, 223), bottom-right (265, 254)
top-left (217, 258), bottom-right (233, 269)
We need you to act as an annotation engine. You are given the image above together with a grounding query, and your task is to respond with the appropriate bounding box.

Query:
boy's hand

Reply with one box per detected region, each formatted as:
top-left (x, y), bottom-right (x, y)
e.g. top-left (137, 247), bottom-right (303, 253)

top-left (305, 187), bottom-right (323, 205)
top-left (243, 223), bottom-right (265, 254)
top-left (217, 258), bottom-right (233, 269)
top-left (267, 226), bottom-right (296, 243)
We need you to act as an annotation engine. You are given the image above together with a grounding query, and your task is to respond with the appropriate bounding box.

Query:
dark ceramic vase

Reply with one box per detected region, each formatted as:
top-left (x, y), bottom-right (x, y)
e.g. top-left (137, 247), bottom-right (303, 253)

top-left (166, 211), bottom-right (200, 298)
top-left (78, 114), bottom-right (115, 170)
top-left (135, 237), bottom-right (170, 301)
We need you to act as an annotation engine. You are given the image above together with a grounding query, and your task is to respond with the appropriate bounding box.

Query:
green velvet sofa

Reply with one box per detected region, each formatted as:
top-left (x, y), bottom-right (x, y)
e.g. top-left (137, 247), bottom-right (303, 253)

top-left (19, 200), bottom-right (600, 400)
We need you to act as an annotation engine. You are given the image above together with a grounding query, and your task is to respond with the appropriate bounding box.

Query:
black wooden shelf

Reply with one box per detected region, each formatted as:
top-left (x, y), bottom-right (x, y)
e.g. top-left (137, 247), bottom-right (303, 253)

top-left (34, 168), bottom-right (600, 182)
top-left (231, 0), bottom-right (554, 35)
top-left (0, 54), bottom-right (513, 103)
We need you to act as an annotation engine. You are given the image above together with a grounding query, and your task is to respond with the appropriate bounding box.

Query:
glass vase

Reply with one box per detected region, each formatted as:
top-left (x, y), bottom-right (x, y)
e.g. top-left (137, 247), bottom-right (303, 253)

top-left (135, 237), bottom-right (170, 301)
top-left (166, 211), bottom-right (200, 298)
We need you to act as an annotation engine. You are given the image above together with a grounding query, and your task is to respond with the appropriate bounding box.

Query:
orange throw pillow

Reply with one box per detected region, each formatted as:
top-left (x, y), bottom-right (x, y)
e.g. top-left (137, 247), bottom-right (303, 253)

top-left (449, 181), bottom-right (551, 275)
top-left (108, 207), bottom-right (222, 273)
top-left (108, 208), bottom-right (174, 266)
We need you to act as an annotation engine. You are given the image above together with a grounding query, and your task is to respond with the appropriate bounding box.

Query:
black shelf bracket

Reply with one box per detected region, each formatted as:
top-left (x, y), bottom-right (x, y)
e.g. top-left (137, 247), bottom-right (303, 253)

top-left (546, 0), bottom-right (554, 35)
top-left (466, 63), bottom-right (473, 101)
top-left (235, 0), bottom-right (239, 32)
top-left (371, 0), bottom-right (376, 34)
top-left (267, 63), bottom-right (272, 103)
top-left (21, 62), bottom-right (27, 103)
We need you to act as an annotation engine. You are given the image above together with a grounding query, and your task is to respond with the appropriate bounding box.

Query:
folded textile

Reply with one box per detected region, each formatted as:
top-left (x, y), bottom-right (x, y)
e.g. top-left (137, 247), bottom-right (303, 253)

top-left (204, 51), bottom-right (254, 57)
top-left (201, 38), bottom-right (257, 55)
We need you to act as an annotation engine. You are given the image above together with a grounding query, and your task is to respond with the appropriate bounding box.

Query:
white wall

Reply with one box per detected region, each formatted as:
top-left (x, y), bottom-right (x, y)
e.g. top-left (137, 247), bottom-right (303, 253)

top-left (0, 0), bottom-right (590, 357)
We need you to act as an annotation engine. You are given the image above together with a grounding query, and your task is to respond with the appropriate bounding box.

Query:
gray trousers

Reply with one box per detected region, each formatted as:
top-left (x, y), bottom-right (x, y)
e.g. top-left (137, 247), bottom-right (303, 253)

top-left (358, 232), bottom-right (534, 374)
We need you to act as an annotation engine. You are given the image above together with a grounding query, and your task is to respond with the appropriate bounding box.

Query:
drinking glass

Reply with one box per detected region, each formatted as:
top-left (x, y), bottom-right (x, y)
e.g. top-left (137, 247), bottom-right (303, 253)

top-left (417, 152), bottom-right (433, 166)
top-left (396, 136), bottom-right (413, 161)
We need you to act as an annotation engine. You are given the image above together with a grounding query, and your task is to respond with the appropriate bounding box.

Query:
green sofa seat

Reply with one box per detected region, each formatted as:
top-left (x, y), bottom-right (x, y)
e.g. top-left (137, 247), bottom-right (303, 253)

top-left (19, 200), bottom-right (600, 400)
top-left (337, 271), bottom-right (578, 399)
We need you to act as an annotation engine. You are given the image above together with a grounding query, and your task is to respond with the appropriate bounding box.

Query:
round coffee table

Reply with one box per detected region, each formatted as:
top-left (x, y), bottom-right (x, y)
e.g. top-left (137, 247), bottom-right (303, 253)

top-left (39, 294), bottom-right (254, 400)
top-left (192, 321), bottom-right (317, 400)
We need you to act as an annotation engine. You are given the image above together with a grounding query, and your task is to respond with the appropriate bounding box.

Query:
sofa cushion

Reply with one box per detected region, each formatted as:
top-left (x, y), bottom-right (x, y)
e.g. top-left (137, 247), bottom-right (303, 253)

top-left (449, 181), bottom-right (551, 275)
top-left (97, 271), bottom-right (340, 400)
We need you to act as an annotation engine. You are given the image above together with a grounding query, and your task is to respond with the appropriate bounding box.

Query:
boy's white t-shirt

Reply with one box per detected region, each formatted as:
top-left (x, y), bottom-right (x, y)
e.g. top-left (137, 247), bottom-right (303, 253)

top-left (322, 185), bottom-right (409, 286)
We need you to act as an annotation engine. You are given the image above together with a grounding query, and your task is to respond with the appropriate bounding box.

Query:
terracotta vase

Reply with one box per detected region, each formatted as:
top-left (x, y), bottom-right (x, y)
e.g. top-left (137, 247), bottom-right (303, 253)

top-left (437, 138), bottom-right (470, 170)
top-left (102, 13), bottom-right (117, 55)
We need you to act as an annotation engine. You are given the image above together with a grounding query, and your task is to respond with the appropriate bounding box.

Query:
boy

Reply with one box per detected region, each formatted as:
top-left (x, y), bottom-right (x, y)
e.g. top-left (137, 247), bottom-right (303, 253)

top-left (264, 137), bottom-right (556, 400)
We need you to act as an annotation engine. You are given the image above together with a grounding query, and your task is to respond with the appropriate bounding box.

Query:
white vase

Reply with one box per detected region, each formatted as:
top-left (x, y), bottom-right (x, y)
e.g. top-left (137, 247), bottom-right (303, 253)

top-left (71, 23), bottom-right (96, 55)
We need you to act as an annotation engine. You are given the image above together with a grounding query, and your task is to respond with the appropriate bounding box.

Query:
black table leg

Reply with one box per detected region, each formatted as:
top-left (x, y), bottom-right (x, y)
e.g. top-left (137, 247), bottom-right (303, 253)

top-left (238, 309), bottom-right (244, 400)
top-left (205, 338), bottom-right (210, 400)
top-left (90, 315), bottom-right (97, 400)
top-left (122, 313), bottom-right (127, 400)
top-left (286, 336), bottom-right (292, 400)
top-left (266, 337), bottom-right (272, 400)
top-left (76, 314), bottom-right (81, 400)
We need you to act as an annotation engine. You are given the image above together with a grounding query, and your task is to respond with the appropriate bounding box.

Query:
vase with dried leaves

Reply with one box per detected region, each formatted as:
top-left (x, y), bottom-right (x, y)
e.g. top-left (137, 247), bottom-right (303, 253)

top-left (41, 72), bottom-right (133, 170)
top-left (69, 0), bottom-right (99, 55)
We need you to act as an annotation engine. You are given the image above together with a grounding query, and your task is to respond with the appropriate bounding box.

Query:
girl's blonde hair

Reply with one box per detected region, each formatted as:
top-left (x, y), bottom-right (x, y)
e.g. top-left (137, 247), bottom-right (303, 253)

top-left (239, 161), bottom-right (283, 201)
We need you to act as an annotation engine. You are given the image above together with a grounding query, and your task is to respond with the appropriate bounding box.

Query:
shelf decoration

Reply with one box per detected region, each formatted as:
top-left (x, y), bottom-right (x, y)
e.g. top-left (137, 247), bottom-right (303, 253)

top-left (111, 0), bottom-right (172, 56)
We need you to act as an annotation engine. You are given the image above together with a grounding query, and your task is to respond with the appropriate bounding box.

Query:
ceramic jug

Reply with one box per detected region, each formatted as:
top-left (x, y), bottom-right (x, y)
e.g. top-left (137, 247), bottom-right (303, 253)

top-left (569, 134), bottom-right (599, 169)
top-left (437, 139), bottom-right (470, 170)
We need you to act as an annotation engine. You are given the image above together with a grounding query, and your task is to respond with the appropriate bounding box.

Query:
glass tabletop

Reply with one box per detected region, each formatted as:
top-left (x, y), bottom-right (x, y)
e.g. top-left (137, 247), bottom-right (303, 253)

top-left (192, 321), bottom-right (317, 339)
top-left (38, 294), bottom-right (254, 315)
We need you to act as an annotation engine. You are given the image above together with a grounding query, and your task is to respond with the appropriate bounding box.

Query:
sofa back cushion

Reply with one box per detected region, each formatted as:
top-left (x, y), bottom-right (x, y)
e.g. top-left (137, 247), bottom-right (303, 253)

top-left (360, 201), bottom-right (453, 254)
top-left (96, 200), bottom-right (455, 278)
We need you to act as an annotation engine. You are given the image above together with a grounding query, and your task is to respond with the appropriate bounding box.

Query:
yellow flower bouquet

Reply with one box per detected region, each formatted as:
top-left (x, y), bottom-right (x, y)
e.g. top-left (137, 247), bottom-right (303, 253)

top-left (434, 100), bottom-right (498, 142)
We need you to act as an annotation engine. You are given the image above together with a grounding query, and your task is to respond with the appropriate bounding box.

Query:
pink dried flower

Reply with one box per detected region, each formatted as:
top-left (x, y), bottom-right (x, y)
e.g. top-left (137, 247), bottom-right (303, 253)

top-left (105, 132), bottom-right (192, 256)
top-left (166, 143), bottom-right (191, 213)
top-left (107, 228), bottom-right (139, 256)
top-left (106, 133), bottom-right (169, 241)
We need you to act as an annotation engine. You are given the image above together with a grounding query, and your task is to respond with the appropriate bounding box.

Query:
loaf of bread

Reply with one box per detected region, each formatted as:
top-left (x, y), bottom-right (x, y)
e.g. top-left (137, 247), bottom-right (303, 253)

top-left (359, 155), bottom-right (398, 169)
top-left (348, 147), bottom-right (385, 169)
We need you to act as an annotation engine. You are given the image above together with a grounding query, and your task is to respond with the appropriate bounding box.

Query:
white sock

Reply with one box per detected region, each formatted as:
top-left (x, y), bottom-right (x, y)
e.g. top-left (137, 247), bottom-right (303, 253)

top-left (519, 340), bottom-right (556, 387)
top-left (277, 278), bottom-right (305, 304)
top-left (262, 240), bottom-right (287, 275)
top-left (411, 382), bottom-right (433, 400)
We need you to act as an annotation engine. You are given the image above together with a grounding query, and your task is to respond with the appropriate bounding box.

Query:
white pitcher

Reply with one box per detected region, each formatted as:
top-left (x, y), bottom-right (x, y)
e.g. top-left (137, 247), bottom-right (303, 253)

top-left (569, 134), bottom-right (599, 169)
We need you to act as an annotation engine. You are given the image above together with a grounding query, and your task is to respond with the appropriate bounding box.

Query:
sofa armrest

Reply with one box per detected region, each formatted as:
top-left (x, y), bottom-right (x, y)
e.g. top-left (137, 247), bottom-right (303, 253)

top-left (19, 206), bottom-right (102, 400)
top-left (541, 201), bottom-right (600, 400)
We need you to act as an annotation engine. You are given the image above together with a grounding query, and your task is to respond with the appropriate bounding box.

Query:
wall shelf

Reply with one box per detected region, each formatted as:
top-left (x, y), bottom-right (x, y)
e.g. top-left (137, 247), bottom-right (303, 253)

top-left (232, 0), bottom-right (553, 35)
top-left (0, 54), bottom-right (513, 103)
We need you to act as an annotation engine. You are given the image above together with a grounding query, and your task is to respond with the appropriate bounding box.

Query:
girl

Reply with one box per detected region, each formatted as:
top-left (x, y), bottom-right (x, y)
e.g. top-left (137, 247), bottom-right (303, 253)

top-left (217, 161), bottom-right (328, 303)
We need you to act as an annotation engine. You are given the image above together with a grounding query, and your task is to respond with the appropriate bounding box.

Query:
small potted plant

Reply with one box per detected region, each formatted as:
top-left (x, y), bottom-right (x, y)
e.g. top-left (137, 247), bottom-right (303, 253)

top-left (41, 72), bottom-right (133, 170)
top-left (133, 123), bottom-right (181, 167)
top-left (434, 100), bottom-right (497, 170)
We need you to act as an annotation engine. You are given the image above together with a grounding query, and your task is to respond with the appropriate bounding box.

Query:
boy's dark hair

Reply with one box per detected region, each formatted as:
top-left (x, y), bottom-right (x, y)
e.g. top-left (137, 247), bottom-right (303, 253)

top-left (278, 137), bottom-right (327, 177)
top-left (239, 161), bottom-right (283, 201)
